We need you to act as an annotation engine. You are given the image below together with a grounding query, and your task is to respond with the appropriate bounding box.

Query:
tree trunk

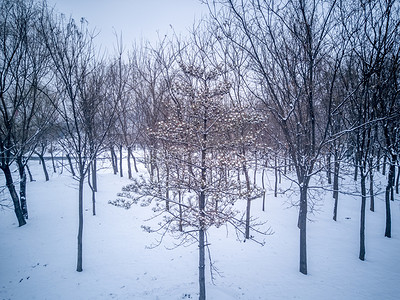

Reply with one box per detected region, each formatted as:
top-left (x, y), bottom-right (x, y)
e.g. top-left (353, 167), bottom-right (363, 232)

top-left (359, 172), bottom-right (367, 261)
top-left (165, 163), bottom-right (170, 211)
top-left (198, 226), bottom-right (206, 300)
top-left (369, 163), bottom-right (374, 212)
top-left (274, 155), bottom-right (278, 197)
top-left (127, 146), bottom-right (132, 179)
top-left (253, 152), bottom-right (258, 185)
top-left (333, 151), bottom-right (340, 221)
top-left (17, 158), bottom-right (28, 219)
top-left (243, 163), bottom-right (251, 239)
top-left (131, 151), bottom-right (139, 173)
top-left (38, 154), bottom-right (49, 181)
top-left (92, 158), bottom-right (97, 192)
top-left (327, 152), bottom-right (332, 184)
top-left (76, 175), bottom-right (84, 272)
top-left (199, 168), bottom-right (206, 300)
top-left (262, 168), bottom-right (266, 212)
top-left (110, 146), bottom-right (118, 175)
top-left (26, 163), bottom-right (34, 182)
top-left (88, 164), bottom-right (96, 216)
top-left (67, 154), bottom-right (76, 177)
top-left (119, 144), bottom-right (123, 177)
top-left (50, 145), bottom-right (57, 173)
top-left (382, 155), bottom-right (387, 176)
top-left (354, 149), bottom-right (359, 181)
top-left (179, 190), bottom-right (183, 232)
top-left (376, 148), bottom-right (381, 172)
top-left (396, 165), bottom-right (399, 194)
top-left (2, 165), bottom-right (26, 227)
top-left (284, 157), bottom-right (287, 175)
top-left (298, 184), bottom-right (308, 275)
top-left (384, 154), bottom-right (396, 238)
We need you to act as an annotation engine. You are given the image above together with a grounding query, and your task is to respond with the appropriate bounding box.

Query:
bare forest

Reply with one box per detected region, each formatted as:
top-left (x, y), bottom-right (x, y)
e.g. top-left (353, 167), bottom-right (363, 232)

top-left (1, 0), bottom-right (399, 299)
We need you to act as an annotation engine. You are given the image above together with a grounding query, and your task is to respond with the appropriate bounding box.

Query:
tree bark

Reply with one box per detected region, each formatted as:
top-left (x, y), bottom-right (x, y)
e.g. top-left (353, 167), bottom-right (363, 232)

top-left (243, 163), bottom-right (251, 239)
top-left (37, 153), bottom-right (49, 181)
top-left (110, 146), bottom-right (118, 175)
top-left (198, 226), bottom-right (206, 300)
top-left (76, 175), bottom-right (84, 272)
top-left (359, 173), bottom-right (367, 261)
top-left (298, 184), bottom-right (308, 275)
top-left (396, 165), bottom-right (399, 194)
top-left (50, 145), bottom-right (57, 173)
top-left (131, 151), bottom-right (139, 173)
top-left (66, 154), bottom-right (76, 177)
top-left (2, 165), bottom-right (26, 227)
top-left (369, 161), bottom-right (374, 212)
top-left (333, 151), bottom-right (340, 221)
top-left (274, 155), bottom-right (278, 197)
top-left (17, 158), bottom-right (28, 219)
top-left (88, 164), bottom-right (96, 216)
top-left (262, 168), bottom-right (266, 212)
top-left (119, 144), bottom-right (123, 177)
top-left (127, 146), bottom-right (132, 179)
top-left (384, 154), bottom-right (396, 238)
top-left (382, 155), bottom-right (387, 176)
top-left (165, 162), bottom-right (170, 211)
top-left (26, 163), bottom-right (34, 182)
top-left (327, 152), bottom-right (332, 184)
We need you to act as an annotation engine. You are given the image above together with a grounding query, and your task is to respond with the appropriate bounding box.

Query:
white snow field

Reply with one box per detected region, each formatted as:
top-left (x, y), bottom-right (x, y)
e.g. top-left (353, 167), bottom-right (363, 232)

top-left (1, 156), bottom-right (400, 300)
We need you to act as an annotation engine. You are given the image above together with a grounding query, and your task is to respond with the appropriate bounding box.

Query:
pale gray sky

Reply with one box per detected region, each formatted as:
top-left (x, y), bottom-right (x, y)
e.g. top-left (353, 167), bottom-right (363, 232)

top-left (47, 0), bottom-right (209, 54)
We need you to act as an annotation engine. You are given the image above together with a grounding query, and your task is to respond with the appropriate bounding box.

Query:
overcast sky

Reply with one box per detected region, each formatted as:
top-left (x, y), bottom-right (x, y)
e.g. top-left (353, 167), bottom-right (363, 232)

top-left (47, 0), bottom-right (209, 54)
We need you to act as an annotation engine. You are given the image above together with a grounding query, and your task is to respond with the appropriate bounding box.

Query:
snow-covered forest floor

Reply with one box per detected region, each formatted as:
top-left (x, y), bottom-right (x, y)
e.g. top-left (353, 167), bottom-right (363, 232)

top-left (1, 155), bottom-right (400, 300)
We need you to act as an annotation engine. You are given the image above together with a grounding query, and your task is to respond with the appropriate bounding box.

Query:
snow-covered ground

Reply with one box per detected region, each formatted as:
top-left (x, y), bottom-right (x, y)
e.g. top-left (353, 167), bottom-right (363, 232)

top-left (1, 157), bottom-right (400, 299)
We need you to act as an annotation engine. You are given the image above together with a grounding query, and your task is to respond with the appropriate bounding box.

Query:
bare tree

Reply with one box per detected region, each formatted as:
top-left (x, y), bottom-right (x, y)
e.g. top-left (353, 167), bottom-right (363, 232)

top-left (112, 30), bottom-right (267, 300)
top-left (0, 0), bottom-right (52, 225)
top-left (40, 9), bottom-right (117, 272)
top-left (210, 0), bottom-right (346, 275)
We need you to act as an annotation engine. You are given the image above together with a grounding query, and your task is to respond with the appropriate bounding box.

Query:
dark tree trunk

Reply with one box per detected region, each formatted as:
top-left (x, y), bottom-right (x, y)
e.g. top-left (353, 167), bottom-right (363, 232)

top-left (243, 163), bottom-right (251, 239)
top-left (253, 153), bottom-right (258, 185)
top-left (384, 154), bottom-right (396, 238)
top-left (119, 144), bottom-right (123, 177)
top-left (76, 175), bottom-right (84, 272)
top-left (50, 146), bottom-right (56, 173)
top-left (359, 172), bottom-right (367, 261)
top-left (17, 157), bottom-right (28, 219)
top-left (327, 152), bottom-right (332, 185)
top-left (396, 165), bottom-right (399, 194)
top-left (354, 145), bottom-right (359, 181)
top-left (262, 168), bottom-right (266, 212)
top-left (131, 151), bottom-right (139, 173)
top-left (198, 114), bottom-right (207, 300)
top-left (37, 154), bottom-right (49, 181)
top-left (369, 162), bottom-right (374, 212)
top-left (333, 151), bottom-right (340, 221)
top-left (274, 155), bottom-right (278, 197)
top-left (178, 190), bottom-right (183, 232)
top-left (376, 148), bottom-right (381, 172)
top-left (2, 165), bottom-right (26, 227)
top-left (165, 163), bottom-right (170, 211)
top-left (66, 154), bottom-right (76, 177)
top-left (198, 226), bottom-right (206, 300)
top-left (382, 155), bottom-right (387, 176)
top-left (127, 146), bottom-right (132, 179)
top-left (298, 184), bottom-right (308, 275)
top-left (150, 149), bottom-right (156, 182)
top-left (284, 157), bottom-right (287, 175)
top-left (92, 158), bottom-right (97, 192)
top-left (88, 164), bottom-right (96, 216)
top-left (26, 163), bottom-right (34, 182)
top-left (110, 146), bottom-right (118, 175)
